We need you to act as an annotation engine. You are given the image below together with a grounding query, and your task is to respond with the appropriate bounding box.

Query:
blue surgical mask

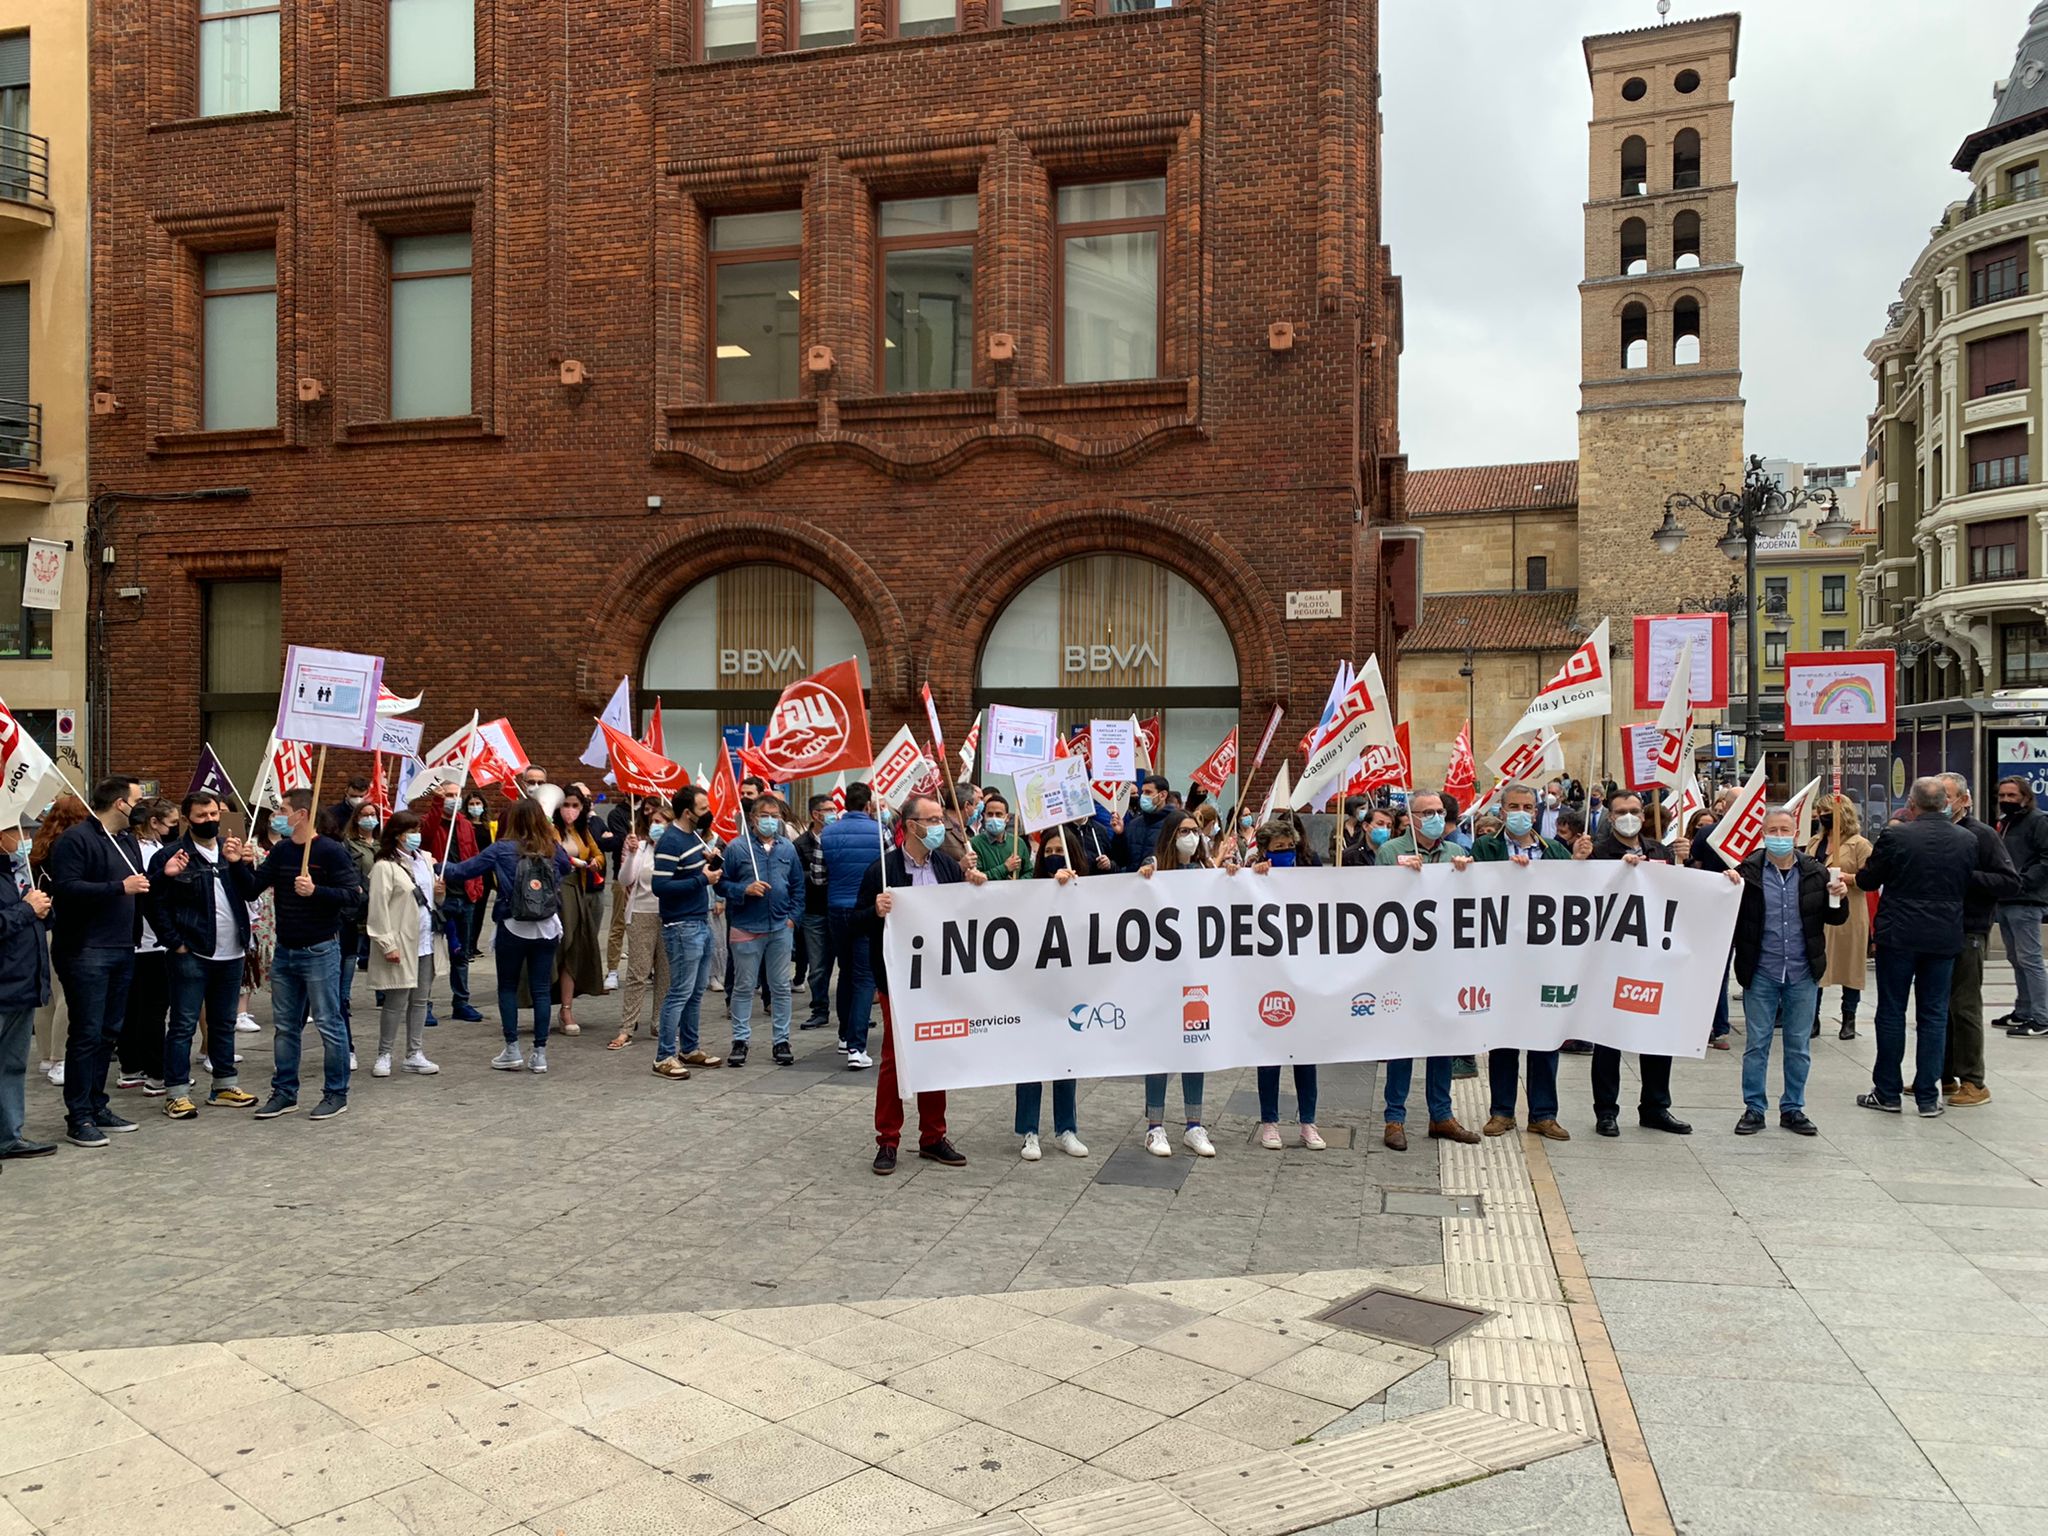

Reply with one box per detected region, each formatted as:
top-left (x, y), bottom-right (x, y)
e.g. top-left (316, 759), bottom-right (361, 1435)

top-left (1139, 794), bottom-right (1157, 814)
top-left (921, 823), bottom-right (947, 851)
top-left (269, 814), bottom-right (292, 839)
top-left (823, 809), bottom-right (839, 825)
top-left (403, 832), bottom-right (423, 853)
top-left (1267, 849), bottom-right (1297, 868)
top-left (1368, 825), bottom-right (1390, 847)
top-left (1419, 813), bottom-right (1446, 841)
top-left (1240, 814), bottom-right (1254, 829)
top-left (358, 815), bottom-right (379, 831)
top-left (756, 816), bottom-right (781, 838)
top-left (985, 816), bottom-right (1007, 835)
top-left (1764, 835), bottom-right (1796, 858)
top-left (880, 808), bottom-right (895, 826)
top-left (1504, 810), bottom-right (1536, 838)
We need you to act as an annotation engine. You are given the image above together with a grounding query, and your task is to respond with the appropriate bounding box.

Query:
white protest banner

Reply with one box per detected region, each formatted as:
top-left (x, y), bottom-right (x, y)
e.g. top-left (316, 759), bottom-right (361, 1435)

top-left (1089, 718), bottom-right (1137, 783)
top-left (1619, 724), bottom-right (1663, 792)
top-left (871, 724), bottom-right (935, 811)
top-left (1015, 754), bottom-right (1094, 833)
top-left (1502, 619), bottom-right (1611, 739)
top-left (21, 538), bottom-right (64, 611)
top-left (1705, 758), bottom-right (1771, 866)
top-left (986, 704), bottom-right (1058, 775)
top-left (374, 715), bottom-right (424, 758)
top-left (881, 862), bottom-right (1740, 1095)
top-left (1649, 636), bottom-right (1696, 791)
top-left (277, 645), bottom-right (386, 750)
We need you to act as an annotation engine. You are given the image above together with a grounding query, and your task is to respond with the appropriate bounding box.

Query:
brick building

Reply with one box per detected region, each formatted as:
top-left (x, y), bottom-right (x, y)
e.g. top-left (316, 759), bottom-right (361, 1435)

top-left (88, 0), bottom-right (1409, 804)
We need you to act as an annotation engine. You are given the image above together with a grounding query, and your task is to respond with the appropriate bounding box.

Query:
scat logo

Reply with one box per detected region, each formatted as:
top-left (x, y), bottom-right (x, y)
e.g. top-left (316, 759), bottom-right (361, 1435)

top-left (1069, 1003), bottom-right (1127, 1033)
top-left (1258, 991), bottom-right (1295, 1027)
top-left (1613, 978), bottom-right (1664, 1014)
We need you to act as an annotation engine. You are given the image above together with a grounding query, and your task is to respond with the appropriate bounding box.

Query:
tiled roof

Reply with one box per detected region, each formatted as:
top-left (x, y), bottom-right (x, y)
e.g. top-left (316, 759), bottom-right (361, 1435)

top-left (1582, 13), bottom-right (1741, 73)
top-left (1401, 590), bottom-right (1584, 654)
top-left (1406, 461), bottom-right (1578, 519)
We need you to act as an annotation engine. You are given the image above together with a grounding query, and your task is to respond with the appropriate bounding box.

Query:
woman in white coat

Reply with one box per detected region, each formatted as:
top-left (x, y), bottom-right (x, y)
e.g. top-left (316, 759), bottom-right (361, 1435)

top-left (366, 810), bottom-right (440, 1079)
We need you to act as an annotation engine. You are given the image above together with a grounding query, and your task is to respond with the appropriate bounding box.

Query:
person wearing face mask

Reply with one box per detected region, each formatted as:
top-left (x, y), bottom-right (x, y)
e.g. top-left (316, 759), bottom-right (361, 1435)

top-left (115, 797), bottom-right (179, 1096)
top-left (1586, 791), bottom-right (1689, 1138)
top-left (334, 801), bottom-right (380, 1053)
top-left (648, 784), bottom-right (724, 1076)
top-left (1812, 795), bottom-right (1871, 1042)
top-left (365, 811), bottom-right (441, 1080)
top-left (549, 789), bottom-right (608, 1036)
top-left (325, 775), bottom-right (373, 834)
top-left (861, 793), bottom-right (989, 1174)
top-left (821, 781), bottom-right (883, 1063)
top-left (1933, 773), bottom-right (2019, 1109)
top-left (419, 784), bottom-right (487, 1023)
top-left (1246, 818), bottom-right (1326, 1151)
top-left (0, 809), bottom-right (56, 1162)
top-left (718, 796), bottom-right (804, 1067)
top-left (1374, 789), bottom-right (1480, 1147)
top-left (1993, 777), bottom-right (2048, 1039)
top-left (238, 815), bottom-right (278, 1038)
top-left (440, 796), bottom-right (577, 1075)
top-left (1130, 813), bottom-right (1230, 1157)
top-left (1725, 807), bottom-right (1850, 1136)
top-left (1343, 805), bottom-right (1396, 868)
top-left (1537, 783), bottom-right (1566, 842)
top-left (146, 792), bottom-right (258, 1120)
top-left (1473, 782), bottom-right (1583, 1142)
top-left (1115, 775), bottom-right (1177, 870)
top-left (462, 793), bottom-right (494, 958)
top-left (610, 804), bottom-right (673, 1051)
top-left (969, 793), bottom-right (1033, 884)
top-left (793, 795), bottom-right (836, 1033)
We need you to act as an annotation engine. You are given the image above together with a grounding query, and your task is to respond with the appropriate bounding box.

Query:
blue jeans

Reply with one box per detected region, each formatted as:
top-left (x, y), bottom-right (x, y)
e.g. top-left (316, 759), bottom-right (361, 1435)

top-left (0, 1006), bottom-right (30, 1145)
top-left (830, 907), bottom-right (875, 1052)
top-left (1872, 946), bottom-right (1957, 1109)
top-left (1144, 1072), bottom-right (1205, 1125)
top-left (658, 918), bottom-right (712, 1058)
top-left (271, 939), bottom-right (349, 1103)
top-left (1015, 1081), bottom-right (1077, 1136)
top-left (166, 951), bottom-right (242, 1093)
top-left (1999, 904), bottom-right (2048, 1022)
top-left (730, 922), bottom-right (793, 1046)
top-left (803, 911), bottom-right (832, 1027)
top-left (56, 946), bottom-right (134, 1126)
top-left (1488, 1049), bottom-right (1559, 1122)
top-left (494, 929), bottom-right (558, 1048)
top-left (1711, 950), bottom-right (1733, 1039)
top-left (442, 894), bottom-right (474, 1008)
top-left (1258, 1064), bottom-right (1318, 1124)
top-left (1740, 968), bottom-right (1817, 1114)
top-left (1383, 1056), bottom-right (1453, 1125)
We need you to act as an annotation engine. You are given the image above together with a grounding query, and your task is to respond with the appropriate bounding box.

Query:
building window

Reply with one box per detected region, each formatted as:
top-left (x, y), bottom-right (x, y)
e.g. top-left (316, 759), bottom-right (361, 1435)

top-left (1000, 0), bottom-right (1065, 23)
top-left (892, 0), bottom-right (958, 35)
top-left (1968, 331), bottom-right (2028, 398)
top-left (388, 0), bottom-right (473, 95)
top-left (2004, 621), bottom-right (2048, 685)
top-left (1673, 209), bottom-right (1701, 270)
top-left (0, 547), bottom-right (52, 659)
top-left (1971, 239), bottom-right (2027, 307)
top-left (701, 0), bottom-right (758, 58)
top-left (199, 0), bottom-right (281, 117)
top-left (1620, 76), bottom-right (1647, 102)
top-left (1619, 218), bottom-right (1647, 276)
top-left (1764, 576), bottom-right (1788, 614)
top-left (1820, 630), bottom-right (1846, 651)
top-left (1621, 301), bottom-right (1648, 370)
top-left (202, 579), bottom-right (281, 796)
top-left (0, 281), bottom-right (29, 470)
top-left (1968, 426), bottom-right (2029, 493)
top-left (1674, 68), bottom-right (1700, 94)
top-left (201, 249), bottom-right (278, 431)
top-left (878, 195), bottom-right (975, 394)
top-left (1673, 128), bottom-right (1701, 190)
top-left (711, 209), bottom-right (801, 402)
top-left (1058, 178), bottom-right (1164, 384)
top-left (1821, 573), bottom-right (1846, 614)
top-left (1619, 136), bottom-right (1646, 197)
top-left (388, 232), bottom-right (472, 420)
top-left (1525, 555), bottom-right (1548, 592)
top-left (0, 33), bottom-right (32, 204)
top-left (1673, 296), bottom-right (1701, 366)
top-left (2010, 162), bottom-right (2040, 202)
top-left (798, 0), bottom-right (855, 48)
top-left (1968, 516), bottom-right (2028, 581)
top-left (1763, 631), bottom-right (1786, 670)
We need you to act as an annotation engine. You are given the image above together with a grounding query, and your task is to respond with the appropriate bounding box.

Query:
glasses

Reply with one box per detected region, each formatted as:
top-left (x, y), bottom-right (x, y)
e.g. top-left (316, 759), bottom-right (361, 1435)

top-left (905, 814), bottom-right (944, 827)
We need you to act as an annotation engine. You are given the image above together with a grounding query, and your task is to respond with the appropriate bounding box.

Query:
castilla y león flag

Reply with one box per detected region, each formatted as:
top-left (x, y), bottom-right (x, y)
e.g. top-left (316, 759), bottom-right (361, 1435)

top-left (754, 660), bottom-right (872, 779)
top-left (1503, 618), bottom-right (1611, 740)
top-left (599, 722), bottom-right (689, 800)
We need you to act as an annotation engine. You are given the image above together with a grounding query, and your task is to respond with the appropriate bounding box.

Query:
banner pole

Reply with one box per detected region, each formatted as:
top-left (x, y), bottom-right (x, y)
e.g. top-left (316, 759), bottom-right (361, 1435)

top-left (440, 727), bottom-right (481, 877)
top-left (46, 763), bottom-right (144, 877)
top-left (203, 739), bottom-right (257, 828)
top-left (300, 745), bottom-right (326, 876)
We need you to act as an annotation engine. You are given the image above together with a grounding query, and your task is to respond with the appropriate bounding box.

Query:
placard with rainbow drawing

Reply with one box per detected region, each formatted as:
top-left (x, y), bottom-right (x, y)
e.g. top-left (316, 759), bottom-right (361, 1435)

top-left (1782, 650), bottom-right (1896, 743)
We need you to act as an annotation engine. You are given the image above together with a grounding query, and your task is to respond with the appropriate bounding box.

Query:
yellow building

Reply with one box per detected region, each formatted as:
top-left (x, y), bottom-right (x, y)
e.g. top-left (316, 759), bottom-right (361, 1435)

top-left (0, 0), bottom-right (85, 777)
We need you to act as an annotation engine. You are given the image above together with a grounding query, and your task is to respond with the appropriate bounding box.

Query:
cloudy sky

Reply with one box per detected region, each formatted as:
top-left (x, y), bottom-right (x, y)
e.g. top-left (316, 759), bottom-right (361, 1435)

top-left (1383, 0), bottom-right (2036, 471)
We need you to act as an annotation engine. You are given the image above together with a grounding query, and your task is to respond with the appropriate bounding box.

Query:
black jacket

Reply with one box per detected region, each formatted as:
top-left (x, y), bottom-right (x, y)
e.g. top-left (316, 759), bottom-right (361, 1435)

top-left (147, 835), bottom-right (253, 958)
top-left (45, 819), bottom-right (144, 956)
top-left (1999, 804), bottom-right (2048, 905)
top-left (1732, 850), bottom-right (1848, 988)
top-left (1685, 820), bottom-right (1729, 872)
top-left (1590, 830), bottom-right (1674, 865)
top-left (0, 867), bottom-right (51, 1011)
top-left (794, 828), bottom-right (830, 915)
top-left (240, 835), bottom-right (365, 949)
top-left (855, 846), bottom-right (965, 998)
top-left (1117, 804), bottom-right (1175, 870)
top-left (1856, 812), bottom-right (1980, 956)
top-left (1954, 812), bottom-right (2020, 935)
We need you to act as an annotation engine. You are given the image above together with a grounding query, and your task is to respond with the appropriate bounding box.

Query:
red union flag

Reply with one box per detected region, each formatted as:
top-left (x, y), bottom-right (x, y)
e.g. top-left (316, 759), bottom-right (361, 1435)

top-left (1190, 727), bottom-right (1239, 794)
top-left (1503, 619), bottom-right (1611, 740)
top-left (754, 660), bottom-right (870, 779)
top-left (1705, 758), bottom-right (1771, 866)
top-left (1444, 722), bottom-right (1476, 801)
top-left (600, 722), bottom-right (689, 799)
top-left (1347, 720), bottom-right (1413, 795)
top-left (1483, 726), bottom-right (1564, 785)
top-left (871, 725), bottom-right (934, 811)
top-left (708, 742), bottom-right (743, 842)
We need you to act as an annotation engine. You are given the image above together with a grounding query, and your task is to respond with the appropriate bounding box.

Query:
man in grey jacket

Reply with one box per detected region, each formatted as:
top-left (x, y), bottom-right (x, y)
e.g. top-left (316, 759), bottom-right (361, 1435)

top-left (1937, 774), bottom-right (2020, 1106)
top-left (1994, 777), bottom-right (2048, 1037)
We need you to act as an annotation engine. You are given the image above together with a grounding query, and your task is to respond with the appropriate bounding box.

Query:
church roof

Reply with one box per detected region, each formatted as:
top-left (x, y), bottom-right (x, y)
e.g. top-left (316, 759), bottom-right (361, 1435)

top-left (1401, 590), bottom-right (1584, 654)
top-left (1955, 2), bottom-right (2048, 172)
top-left (1406, 461), bottom-right (1578, 518)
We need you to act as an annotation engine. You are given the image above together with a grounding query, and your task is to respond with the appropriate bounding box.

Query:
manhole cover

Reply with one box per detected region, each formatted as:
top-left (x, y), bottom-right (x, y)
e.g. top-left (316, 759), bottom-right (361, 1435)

top-left (1315, 1286), bottom-right (1488, 1348)
top-left (1380, 1191), bottom-right (1485, 1219)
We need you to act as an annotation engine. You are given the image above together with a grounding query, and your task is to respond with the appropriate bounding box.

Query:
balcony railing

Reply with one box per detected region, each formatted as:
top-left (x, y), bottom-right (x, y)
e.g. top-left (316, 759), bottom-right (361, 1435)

top-left (0, 400), bottom-right (42, 470)
top-left (0, 127), bottom-right (48, 206)
top-left (1942, 178), bottom-right (2048, 232)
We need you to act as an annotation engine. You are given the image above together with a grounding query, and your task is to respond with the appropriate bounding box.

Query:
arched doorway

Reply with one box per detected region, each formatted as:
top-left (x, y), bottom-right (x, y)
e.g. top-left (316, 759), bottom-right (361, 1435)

top-left (976, 554), bottom-right (1240, 798)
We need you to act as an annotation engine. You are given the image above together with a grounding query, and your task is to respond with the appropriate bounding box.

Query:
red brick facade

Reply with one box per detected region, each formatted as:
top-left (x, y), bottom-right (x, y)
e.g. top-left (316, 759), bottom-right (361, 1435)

top-left (90, 0), bottom-right (1406, 785)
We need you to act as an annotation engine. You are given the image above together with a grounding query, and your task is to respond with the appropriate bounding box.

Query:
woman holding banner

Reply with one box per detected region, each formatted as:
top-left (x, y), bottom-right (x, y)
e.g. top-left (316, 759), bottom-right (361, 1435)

top-left (1251, 818), bottom-right (1325, 1151)
top-left (1134, 811), bottom-right (1230, 1157)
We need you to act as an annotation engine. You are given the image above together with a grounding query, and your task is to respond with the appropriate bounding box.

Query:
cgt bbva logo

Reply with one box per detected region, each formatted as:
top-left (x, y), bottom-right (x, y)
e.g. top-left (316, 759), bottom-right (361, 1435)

top-left (1069, 1002), bottom-right (1127, 1032)
top-left (1457, 985), bottom-right (1492, 1015)
top-left (1258, 991), bottom-right (1296, 1027)
top-left (1613, 978), bottom-right (1665, 1015)
top-left (1540, 985), bottom-right (1579, 1008)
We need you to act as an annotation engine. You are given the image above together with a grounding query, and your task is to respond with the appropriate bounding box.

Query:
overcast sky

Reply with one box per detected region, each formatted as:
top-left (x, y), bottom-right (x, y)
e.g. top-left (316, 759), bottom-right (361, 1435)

top-left (1382, 0), bottom-right (2036, 471)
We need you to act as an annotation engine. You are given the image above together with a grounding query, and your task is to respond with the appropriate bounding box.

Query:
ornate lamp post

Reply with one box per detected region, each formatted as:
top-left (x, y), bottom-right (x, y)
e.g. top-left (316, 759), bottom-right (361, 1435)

top-left (1651, 455), bottom-right (1853, 771)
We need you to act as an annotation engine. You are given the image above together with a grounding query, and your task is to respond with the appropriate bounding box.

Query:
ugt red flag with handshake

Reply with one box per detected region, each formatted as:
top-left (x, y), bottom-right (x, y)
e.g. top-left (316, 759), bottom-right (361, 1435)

top-left (599, 723), bottom-right (689, 800)
top-left (753, 660), bottom-right (872, 779)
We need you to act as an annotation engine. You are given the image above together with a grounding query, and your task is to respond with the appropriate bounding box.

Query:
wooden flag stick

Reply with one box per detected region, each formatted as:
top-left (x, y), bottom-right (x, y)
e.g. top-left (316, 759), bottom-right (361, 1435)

top-left (300, 745), bottom-right (326, 875)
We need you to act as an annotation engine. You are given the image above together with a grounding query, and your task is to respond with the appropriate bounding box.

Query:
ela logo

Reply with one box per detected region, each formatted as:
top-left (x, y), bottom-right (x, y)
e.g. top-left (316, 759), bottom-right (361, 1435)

top-left (1258, 991), bottom-right (1296, 1027)
top-left (1613, 978), bottom-right (1664, 1015)
top-left (1540, 985), bottom-right (1579, 1008)
top-left (1457, 985), bottom-right (1492, 1015)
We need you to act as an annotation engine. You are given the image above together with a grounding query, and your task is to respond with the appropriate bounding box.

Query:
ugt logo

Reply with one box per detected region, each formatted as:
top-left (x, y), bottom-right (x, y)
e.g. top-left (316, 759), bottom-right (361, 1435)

top-left (1258, 991), bottom-right (1296, 1027)
top-left (1540, 985), bottom-right (1579, 1008)
top-left (1457, 985), bottom-right (1492, 1015)
top-left (1069, 1003), bottom-right (1127, 1033)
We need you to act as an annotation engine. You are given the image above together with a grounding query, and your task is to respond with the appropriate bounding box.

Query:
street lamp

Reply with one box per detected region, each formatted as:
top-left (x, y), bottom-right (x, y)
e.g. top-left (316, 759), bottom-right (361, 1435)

top-left (1456, 616), bottom-right (1477, 753)
top-left (1651, 455), bottom-right (1841, 773)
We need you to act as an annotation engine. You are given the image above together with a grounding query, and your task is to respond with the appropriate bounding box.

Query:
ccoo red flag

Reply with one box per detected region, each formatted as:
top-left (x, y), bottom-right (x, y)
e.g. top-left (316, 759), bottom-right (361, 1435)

top-left (599, 722), bottom-right (690, 800)
top-left (1190, 727), bottom-right (1238, 795)
top-left (754, 660), bottom-right (872, 779)
top-left (1444, 722), bottom-right (1476, 802)
top-left (644, 699), bottom-right (666, 758)
top-left (707, 742), bottom-right (743, 842)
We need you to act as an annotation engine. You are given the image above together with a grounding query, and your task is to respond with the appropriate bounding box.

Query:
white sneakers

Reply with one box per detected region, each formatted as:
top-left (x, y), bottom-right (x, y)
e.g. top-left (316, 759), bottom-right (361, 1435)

top-left (1300, 1124), bottom-right (1327, 1151)
top-left (847, 1050), bottom-right (873, 1070)
top-left (45, 1060), bottom-right (63, 1086)
top-left (371, 1054), bottom-right (393, 1078)
top-left (1184, 1125), bottom-right (1216, 1157)
top-left (403, 1052), bottom-right (439, 1075)
top-left (1147, 1124), bottom-right (1216, 1157)
top-left (1021, 1132), bottom-right (1043, 1161)
top-left (1144, 1126), bottom-right (1172, 1157)
top-left (604, 971), bottom-right (619, 992)
top-left (235, 1012), bottom-right (260, 1033)
top-left (348, 1052), bottom-right (358, 1071)
top-left (1052, 1130), bottom-right (1088, 1158)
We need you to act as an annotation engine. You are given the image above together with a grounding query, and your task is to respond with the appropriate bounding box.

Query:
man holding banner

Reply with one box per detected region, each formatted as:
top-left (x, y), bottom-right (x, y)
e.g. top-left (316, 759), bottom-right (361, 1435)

top-left (1587, 790), bottom-right (1689, 1139)
top-left (47, 776), bottom-right (150, 1148)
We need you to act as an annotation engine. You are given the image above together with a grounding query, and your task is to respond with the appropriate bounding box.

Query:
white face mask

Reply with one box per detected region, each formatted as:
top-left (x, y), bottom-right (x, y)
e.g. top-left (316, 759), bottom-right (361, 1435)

top-left (1175, 833), bottom-right (1200, 857)
top-left (1613, 813), bottom-right (1643, 837)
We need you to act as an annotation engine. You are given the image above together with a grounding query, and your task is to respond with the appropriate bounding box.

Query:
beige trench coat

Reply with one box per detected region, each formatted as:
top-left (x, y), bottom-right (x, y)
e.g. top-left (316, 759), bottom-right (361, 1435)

top-left (1820, 834), bottom-right (1871, 990)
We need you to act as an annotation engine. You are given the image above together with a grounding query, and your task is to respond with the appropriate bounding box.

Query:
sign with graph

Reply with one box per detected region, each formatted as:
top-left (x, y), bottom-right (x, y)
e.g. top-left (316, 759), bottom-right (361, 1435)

top-left (1782, 651), bottom-right (1895, 742)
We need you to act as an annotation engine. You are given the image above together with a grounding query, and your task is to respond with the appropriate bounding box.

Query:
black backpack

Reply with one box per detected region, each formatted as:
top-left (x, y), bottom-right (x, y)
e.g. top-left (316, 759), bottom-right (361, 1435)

top-left (509, 853), bottom-right (561, 923)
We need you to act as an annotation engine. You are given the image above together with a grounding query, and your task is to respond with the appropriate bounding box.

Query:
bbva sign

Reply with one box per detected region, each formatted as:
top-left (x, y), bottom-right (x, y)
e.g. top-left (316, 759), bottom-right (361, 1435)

top-left (719, 647), bottom-right (805, 676)
top-left (1062, 642), bottom-right (1162, 674)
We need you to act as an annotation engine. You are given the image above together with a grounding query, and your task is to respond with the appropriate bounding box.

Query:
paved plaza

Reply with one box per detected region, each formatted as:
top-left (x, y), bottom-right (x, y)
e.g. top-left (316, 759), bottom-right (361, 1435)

top-left (3, 955), bottom-right (2047, 1534)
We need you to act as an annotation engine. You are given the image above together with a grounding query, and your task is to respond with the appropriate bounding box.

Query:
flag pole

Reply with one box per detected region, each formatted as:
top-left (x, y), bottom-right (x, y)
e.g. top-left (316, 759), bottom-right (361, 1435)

top-left (440, 726), bottom-right (481, 878)
top-left (45, 763), bottom-right (143, 877)
top-left (203, 739), bottom-right (257, 827)
top-left (300, 746), bottom-right (326, 876)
